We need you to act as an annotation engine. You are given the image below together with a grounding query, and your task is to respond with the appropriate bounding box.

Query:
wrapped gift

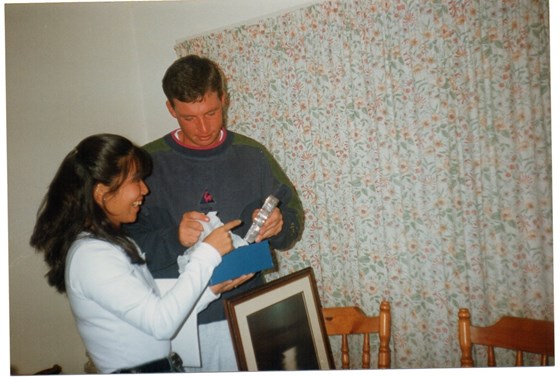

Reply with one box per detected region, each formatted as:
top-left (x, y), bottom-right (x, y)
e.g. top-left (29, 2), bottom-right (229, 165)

top-left (210, 240), bottom-right (273, 285)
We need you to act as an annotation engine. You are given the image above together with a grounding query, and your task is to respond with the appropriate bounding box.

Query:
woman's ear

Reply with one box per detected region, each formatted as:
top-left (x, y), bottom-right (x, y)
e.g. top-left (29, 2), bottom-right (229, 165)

top-left (93, 183), bottom-right (109, 206)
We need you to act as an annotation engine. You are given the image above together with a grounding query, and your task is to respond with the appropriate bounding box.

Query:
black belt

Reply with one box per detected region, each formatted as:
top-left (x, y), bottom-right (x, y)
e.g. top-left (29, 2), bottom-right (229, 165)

top-left (113, 352), bottom-right (183, 373)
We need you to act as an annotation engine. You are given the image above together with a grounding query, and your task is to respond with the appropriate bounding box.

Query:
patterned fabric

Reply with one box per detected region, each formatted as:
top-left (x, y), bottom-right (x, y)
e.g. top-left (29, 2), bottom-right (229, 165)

top-left (174, 0), bottom-right (551, 368)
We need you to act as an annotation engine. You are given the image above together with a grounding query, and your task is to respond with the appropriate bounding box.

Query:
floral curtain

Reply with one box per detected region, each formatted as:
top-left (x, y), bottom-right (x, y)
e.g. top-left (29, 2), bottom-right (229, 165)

top-left (175, 0), bottom-right (551, 368)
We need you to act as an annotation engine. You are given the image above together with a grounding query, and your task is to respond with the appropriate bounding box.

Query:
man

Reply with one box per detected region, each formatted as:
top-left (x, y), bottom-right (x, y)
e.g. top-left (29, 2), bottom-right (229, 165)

top-left (126, 55), bottom-right (304, 371)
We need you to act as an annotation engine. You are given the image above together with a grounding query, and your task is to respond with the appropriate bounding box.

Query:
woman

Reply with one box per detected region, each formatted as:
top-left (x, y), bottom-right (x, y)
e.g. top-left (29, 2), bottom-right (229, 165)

top-left (30, 134), bottom-right (250, 373)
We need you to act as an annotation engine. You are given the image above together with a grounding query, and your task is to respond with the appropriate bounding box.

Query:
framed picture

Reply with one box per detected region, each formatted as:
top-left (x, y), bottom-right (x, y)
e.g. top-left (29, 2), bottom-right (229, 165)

top-left (224, 267), bottom-right (334, 371)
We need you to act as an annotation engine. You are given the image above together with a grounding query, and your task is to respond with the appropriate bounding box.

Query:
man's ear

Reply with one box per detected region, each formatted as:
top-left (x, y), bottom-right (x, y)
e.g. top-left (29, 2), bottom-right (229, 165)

top-left (93, 183), bottom-right (109, 206)
top-left (221, 93), bottom-right (229, 108)
top-left (166, 100), bottom-right (177, 118)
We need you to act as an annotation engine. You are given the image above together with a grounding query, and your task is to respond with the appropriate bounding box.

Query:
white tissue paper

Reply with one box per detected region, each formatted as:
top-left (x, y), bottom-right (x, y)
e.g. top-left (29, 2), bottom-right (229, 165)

top-left (177, 211), bottom-right (248, 274)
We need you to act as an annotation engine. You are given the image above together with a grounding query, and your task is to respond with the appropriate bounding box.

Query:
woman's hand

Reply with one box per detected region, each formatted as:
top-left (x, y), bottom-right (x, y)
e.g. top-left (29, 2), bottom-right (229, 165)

top-left (203, 219), bottom-right (242, 256)
top-left (210, 273), bottom-right (255, 295)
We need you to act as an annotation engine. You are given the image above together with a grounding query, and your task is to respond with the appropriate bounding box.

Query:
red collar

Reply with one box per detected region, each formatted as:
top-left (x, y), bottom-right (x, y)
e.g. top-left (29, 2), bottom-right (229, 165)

top-left (171, 128), bottom-right (227, 150)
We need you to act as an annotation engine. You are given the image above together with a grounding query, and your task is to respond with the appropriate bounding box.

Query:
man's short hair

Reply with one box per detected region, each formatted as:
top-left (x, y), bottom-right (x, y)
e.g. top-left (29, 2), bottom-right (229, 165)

top-left (162, 55), bottom-right (225, 105)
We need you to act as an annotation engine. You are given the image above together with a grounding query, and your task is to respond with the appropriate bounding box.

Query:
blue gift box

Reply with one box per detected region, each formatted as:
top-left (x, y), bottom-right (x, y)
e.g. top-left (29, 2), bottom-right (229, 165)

top-left (210, 240), bottom-right (274, 285)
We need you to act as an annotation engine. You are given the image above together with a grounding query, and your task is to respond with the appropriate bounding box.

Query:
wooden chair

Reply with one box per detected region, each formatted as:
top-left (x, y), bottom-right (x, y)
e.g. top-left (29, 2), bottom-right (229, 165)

top-left (458, 308), bottom-right (554, 367)
top-left (322, 301), bottom-right (391, 369)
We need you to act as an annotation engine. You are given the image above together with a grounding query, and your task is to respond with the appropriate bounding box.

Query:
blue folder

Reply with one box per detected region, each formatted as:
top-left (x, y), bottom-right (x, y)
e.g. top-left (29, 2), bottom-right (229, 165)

top-left (210, 241), bottom-right (274, 285)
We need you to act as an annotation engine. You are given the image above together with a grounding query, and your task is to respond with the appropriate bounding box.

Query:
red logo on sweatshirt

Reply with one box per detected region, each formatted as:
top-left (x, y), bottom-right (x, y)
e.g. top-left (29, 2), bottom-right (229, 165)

top-left (200, 190), bottom-right (215, 204)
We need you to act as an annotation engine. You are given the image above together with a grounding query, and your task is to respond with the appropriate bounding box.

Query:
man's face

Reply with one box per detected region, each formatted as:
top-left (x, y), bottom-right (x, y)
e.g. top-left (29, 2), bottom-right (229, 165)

top-left (166, 91), bottom-right (226, 148)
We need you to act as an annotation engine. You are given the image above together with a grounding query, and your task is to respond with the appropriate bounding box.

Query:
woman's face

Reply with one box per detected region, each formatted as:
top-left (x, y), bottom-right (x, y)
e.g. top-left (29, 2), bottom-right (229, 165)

top-left (95, 168), bottom-right (149, 228)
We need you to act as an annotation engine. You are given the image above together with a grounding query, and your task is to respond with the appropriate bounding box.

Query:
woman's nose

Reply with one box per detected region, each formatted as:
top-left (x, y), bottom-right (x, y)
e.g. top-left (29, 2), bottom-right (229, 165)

top-left (140, 181), bottom-right (149, 195)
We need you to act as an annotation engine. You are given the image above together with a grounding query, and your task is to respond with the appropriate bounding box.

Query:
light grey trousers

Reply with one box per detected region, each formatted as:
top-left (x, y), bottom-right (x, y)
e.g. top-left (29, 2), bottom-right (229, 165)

top-left (182, 320), bottom-right (239, 372)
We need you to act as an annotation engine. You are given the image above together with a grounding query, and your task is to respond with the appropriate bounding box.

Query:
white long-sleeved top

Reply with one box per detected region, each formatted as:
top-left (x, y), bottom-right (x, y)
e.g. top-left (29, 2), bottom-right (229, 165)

top-left (65, 234), bottom-right (221, 374)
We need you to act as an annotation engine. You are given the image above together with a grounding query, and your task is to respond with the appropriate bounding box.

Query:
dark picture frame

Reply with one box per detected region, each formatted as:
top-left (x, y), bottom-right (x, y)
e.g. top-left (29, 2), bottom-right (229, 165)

top-left (224, 267), bottom-right (334, 371)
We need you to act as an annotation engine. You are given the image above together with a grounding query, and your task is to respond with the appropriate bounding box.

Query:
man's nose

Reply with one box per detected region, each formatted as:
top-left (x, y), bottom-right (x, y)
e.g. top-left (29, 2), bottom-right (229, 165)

top-left (198, 117), bottom-right (209, 132)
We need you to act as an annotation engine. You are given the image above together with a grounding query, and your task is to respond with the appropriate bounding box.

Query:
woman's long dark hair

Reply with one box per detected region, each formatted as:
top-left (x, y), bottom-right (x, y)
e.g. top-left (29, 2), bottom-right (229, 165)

top-left (29, 134), bottom-right (152, 293)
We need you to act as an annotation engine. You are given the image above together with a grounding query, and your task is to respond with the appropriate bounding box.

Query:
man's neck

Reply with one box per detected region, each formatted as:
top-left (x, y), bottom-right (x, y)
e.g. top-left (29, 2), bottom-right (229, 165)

top-left (172, 128), bottom-right (227, 150)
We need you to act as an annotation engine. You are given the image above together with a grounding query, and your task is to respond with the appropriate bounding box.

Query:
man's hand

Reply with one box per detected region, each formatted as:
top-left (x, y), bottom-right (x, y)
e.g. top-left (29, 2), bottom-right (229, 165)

top-left (210, 273), bottom-right (255, 295)
top-left (178, 211), bottom-right (208, 247)
top-left (252, 207), bottom-right (283, 243)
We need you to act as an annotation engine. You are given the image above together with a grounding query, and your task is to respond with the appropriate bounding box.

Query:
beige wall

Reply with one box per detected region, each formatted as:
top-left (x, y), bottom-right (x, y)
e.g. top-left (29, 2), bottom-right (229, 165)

top-left (4, 1), bottom-right (318, 374)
